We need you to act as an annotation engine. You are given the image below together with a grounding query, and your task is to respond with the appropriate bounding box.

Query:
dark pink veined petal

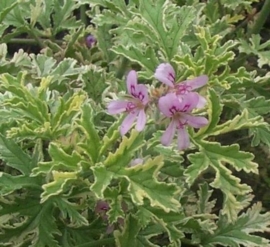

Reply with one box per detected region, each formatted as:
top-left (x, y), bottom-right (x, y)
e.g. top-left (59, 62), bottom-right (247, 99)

top-left (120, 110), bottom-right (138, 136)
top-left (183, 114), bottom-right (208, 128)
top-left (185, 75), bottom-right (208, 90)
top-left (154, 63), bottom-right (175, 88)
top-left (126, 70), bottom-right (138, 95)
top-left (178, 92), bottom-right (199, 112)
top-left (135, 84), bottom-right (149, 105)
top-left (158, 93), bottom-right (181, 117)
top-left (108, 100), bottom-right (129, 114)
top-left (177, 127), bottom-right (190, 151)
top-left (161, 120), bottom-right (177, 146)
top-left (136, 110), bottom-right (146, 132)
top-left (197, 95), bottom-right (207, 108)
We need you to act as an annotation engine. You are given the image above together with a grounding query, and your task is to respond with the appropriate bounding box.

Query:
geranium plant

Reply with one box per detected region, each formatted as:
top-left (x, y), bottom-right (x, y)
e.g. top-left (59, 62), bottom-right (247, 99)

top-left (1, 0), bottom-right (270, 246)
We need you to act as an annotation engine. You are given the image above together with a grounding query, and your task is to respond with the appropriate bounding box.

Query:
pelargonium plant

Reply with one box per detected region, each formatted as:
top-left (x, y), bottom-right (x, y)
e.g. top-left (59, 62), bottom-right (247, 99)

top-left (1, 0), bottom-right (270, 247)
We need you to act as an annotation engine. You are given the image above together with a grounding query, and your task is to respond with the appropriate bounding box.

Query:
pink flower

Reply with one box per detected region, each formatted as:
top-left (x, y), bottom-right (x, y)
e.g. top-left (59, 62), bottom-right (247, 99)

top-left (108, 70), bottom-right (149, 135)
top-left (154, 63), bottom-right (208, 108)
top-left (158, 92), bottom-right (208, 150)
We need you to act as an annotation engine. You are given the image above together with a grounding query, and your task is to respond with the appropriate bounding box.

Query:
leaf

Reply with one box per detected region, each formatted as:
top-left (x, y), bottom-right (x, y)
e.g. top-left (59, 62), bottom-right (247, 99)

top-left (111, 45), bottom-right (159, 78)
top-left (249, 125), bottom-right (270, 147)
top-left (197, 183), bottom-right (216, 214)
top-left (0, 73), bottom-right (50, 124)
top-left (50, 92), bottom-right (86, 135)
top-left (220, 0), bottom-right (258, 9)
top-left (242, 96), bottom-right (270, 116)
top-left (0, 134), bottom-right (32, 175)
top-left (1, 0), bottom-right (26, 27)
top-left (77, 104), bottom-right (101, 163)
top-left (0, 173), bottom-right (40, 196)
top-left (53, 197), bottom-right (89, 227)
top-left (137, 204), bottom-right (185, 244)
top-left (126, 156), bottom-right (180, 212)
top-left (137, 0), bottom-right (196, 59)
top-left (0, 0), bottom-right (18, 23)
top-left (41, 171), bottom-right (77, 203)
top-left (195, 88), bottom-right (223, 138)
top-left (115, 215), bottom-right (141, 247)
top-left (0, 199), bottom-right (61, 247)
top-left (184, 153), bottom-right (209, 186)
top-left (239, 34), bottom-right (270, 68)
top-left (186, 141), bottom-right (258, 221)
top-left (200, 203), bottom-right (270, 247)
top-left (80, 65), bottom-right (110, 103)
top-left (51, 0), bottom-right (81, 34)
top-left (31, 143), bottom-right (83, 176)
top-left (207, 109), bottom-right (266, 137)
top-left (91, 130), bottom-right (180, 212)
top-left (104, 188), bottom-right (125, 224)
top-left (30, 54), bottom-right (57, 77)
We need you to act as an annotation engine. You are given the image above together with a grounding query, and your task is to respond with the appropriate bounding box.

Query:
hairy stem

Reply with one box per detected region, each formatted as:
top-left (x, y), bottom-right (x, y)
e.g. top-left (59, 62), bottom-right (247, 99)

top-left (4, 38), bottom-right (62, 45)
top-left (249, 0), bottom-right (270, 35)
top-left (80, 4), bottom-right (87, 26)
top-left (116, 57), bottom-right (129, 79)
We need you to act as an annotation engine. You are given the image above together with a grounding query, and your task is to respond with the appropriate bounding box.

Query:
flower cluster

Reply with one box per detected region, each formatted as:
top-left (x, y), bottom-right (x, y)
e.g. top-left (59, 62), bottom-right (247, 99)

top-left (107, 63), bottom-right (208, 151)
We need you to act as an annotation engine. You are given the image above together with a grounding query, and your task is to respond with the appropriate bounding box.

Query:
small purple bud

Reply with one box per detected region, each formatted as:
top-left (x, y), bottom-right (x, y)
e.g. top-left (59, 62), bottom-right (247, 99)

top-left (85, 34), bottom-right (97, 48)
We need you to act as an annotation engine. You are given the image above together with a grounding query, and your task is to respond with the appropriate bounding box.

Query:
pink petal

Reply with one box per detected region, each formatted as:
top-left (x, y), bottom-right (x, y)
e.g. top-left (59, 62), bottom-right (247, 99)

top-left (135, 84), bottom-right (149, 105)
top-left (154, 63), bottom-right (175, 87)
top-left (178, 92), bottom-right (199, 112)
top-left (183, 115), bottom-right (208, 128)
top-left (136, 110), bottom-right (146, 132)
top-left (177, 128), bottom-right (190, 151)
top-left (129, 158), bottom-right (144, 167)
top-left (197, 95), bottom-right (207, 108)
top-left (120, 111), bottom-right (138, 136)
top-left (161, 120), bottom-right (177, 146)
top-left (108, 100), bottom-right (128, 114)
top-left (158, 93), bottom-right (181, 117)
top-left (185, 75), bottom-right (208, 90)
top-left (126, 70), bottom-right (138, 95)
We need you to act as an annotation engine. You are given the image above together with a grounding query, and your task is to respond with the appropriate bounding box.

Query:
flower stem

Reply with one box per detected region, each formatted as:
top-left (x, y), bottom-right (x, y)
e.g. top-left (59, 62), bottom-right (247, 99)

top-left (116, 57), bottom-right (129, 79)
top-left (249, 0), bottom-right (270, 35)
top-left (3, 38), bottom-right (62, 45)
top-left (80, 4), bottom-right (87, 26)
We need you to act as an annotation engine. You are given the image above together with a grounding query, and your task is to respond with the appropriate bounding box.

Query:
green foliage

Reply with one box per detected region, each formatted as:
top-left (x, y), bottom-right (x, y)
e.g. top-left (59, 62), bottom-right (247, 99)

top-left (200, 203), bottom-right (270, 247)
top-left (1, 0), bottom-right (270, 246)
top-left (239, 34), bottom-right (270, 68)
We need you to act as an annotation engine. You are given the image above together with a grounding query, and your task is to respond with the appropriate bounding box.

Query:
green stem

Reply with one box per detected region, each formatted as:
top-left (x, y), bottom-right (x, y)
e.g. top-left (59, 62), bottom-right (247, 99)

top-left (80, 4), bottom-right (87, 26)
top-left (76, 238), bottom-right (115, 247)
top-left (2, 38), bottom-right (62, 45)
top-left (217, 0), bottom-right (225, 17)
top-left (26, 26), bottom-right (45, 49)
top-left (249, 0), bottom-right (270, 35)
top-left (116, 57), bottom-right (129, 79)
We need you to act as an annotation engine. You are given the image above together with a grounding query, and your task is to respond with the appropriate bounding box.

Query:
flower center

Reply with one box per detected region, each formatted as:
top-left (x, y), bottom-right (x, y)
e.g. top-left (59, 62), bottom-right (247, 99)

top-left (176, 119), bottom-right (187, 129)
top-left (126, 102), bottom-right (136, 112)
top-left (130, 89), bottom-right (145, 102)
top-left (175, 83), bottom-right (192, 95)
top-left (126, 99), bottom-right (145, 112)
